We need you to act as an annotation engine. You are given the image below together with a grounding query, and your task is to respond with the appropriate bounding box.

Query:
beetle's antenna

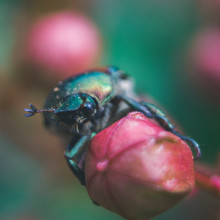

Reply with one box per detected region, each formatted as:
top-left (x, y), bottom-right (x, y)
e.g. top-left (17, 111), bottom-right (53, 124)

top-left (24, 103), bottom-right (55, 117)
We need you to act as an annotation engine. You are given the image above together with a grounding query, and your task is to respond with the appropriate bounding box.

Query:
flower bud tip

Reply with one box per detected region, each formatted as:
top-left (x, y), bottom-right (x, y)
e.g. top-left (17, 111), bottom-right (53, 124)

top-left (96, 160), bottom-right (109, 172)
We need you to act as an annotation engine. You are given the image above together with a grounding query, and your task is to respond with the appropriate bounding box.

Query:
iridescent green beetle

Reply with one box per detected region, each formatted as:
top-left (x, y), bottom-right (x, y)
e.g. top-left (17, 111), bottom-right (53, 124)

top-left (25, 66), bottom-right (201, 185)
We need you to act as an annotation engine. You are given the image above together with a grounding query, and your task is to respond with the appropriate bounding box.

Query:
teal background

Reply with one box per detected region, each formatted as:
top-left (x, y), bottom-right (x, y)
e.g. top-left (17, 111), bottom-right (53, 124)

top-left (0, 0), bottom-right (219, 219)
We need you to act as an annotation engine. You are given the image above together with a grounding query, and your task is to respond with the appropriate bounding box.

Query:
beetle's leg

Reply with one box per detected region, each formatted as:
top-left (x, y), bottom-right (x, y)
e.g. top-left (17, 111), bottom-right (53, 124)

top-left (139, 101), bottom-right (201, 159)
top-left (113, 95), bottom-right (163, 119)
top-left (65, 135), bottom-right (92, 186)
top-left (139, 101), bottom-right (174, 131)
top-left (114, 95), bottom-right (201, 159)
top-left (65, 134), bottom-right (99, 206)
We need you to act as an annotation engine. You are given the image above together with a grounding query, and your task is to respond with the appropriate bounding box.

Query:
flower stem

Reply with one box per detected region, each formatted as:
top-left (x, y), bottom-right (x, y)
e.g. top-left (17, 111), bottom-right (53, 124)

top-left (195, 163), bottom-right (220, 198)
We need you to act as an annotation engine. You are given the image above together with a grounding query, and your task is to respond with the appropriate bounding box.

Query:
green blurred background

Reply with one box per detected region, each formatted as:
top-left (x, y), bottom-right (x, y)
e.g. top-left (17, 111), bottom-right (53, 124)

top-left (0, 0), bottom-right (220, 219)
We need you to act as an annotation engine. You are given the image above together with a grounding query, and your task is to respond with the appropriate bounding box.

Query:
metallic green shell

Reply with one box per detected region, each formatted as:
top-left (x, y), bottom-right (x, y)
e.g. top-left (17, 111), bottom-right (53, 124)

top-left (44, 71), bottom-right (114, 111)
top-left (64, 71), bottom-right (113, 104)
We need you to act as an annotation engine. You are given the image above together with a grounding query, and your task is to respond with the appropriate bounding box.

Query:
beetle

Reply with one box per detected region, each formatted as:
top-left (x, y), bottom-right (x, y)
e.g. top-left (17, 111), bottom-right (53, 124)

top-left (24, 66), bottom-right (201, 185)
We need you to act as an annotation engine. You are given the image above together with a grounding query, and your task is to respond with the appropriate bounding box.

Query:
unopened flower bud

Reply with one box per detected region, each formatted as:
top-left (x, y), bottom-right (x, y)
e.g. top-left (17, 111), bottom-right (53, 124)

top-left (85, 112), bottom-right (195, 219)
top-left (25, 11), bottom-right (101, 79)
top-left (189, 28), bottom-right (220, 102)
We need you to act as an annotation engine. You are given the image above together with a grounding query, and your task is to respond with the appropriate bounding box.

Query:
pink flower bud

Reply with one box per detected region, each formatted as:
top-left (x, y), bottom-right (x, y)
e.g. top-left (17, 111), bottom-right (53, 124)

top-left (25, 11), bottom-right (101, 79)
top-left (191, 29), bottom-right (220, 81)
top-left (85, 112), bottom-right (195, 219)
top-left (197, 0), bottom-right (220, 19)
top-left (189, 28), bottom-right (220, 102)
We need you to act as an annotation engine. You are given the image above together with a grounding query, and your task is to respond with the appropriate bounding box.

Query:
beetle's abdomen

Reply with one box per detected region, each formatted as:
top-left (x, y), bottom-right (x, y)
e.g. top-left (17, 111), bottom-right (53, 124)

top-left (65, 71), bottom-right (113, 104)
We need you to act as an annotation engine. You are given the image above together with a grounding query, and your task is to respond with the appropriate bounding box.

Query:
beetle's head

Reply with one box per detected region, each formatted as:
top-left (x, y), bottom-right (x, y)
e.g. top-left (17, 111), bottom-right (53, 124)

top-left (54, 93), bottom-right (98, 125)
top-left (24, 93), bottom-right (98, 127)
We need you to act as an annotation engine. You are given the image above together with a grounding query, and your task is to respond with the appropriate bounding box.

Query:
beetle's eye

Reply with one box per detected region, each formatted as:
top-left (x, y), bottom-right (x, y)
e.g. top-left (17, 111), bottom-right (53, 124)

top-left (79, 94), bottom-right (97, 118)
top-left (81, 102), bottom-right (95, 117)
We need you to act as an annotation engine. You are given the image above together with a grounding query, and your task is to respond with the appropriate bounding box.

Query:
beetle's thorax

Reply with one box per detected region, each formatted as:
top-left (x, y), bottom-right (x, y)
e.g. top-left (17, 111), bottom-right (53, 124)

top-left (63, 71), bottom-right (114, 105)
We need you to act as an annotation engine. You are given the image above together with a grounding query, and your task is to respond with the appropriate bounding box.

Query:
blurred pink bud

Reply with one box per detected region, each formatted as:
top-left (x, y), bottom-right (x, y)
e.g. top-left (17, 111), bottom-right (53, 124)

top-left (25, 11), bottom-right (101, 79)
top-left (197, 0), bottom-right (220, 19)
top-left (189, 28), bottom-right (220, 101)
top-left (192, 29), bottom-right (220, 80)
top-left (85, 112), bottom-right (195, 219)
